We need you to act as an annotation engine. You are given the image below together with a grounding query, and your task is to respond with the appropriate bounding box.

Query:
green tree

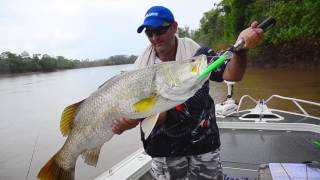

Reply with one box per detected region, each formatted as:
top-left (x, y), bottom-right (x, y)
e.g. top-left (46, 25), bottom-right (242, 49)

top-left (0, 59), bottom-right (10, 73)
top-left (178, 26), bottom-right (193, 38)
top-left (40, 55), bottom-right (57, 71)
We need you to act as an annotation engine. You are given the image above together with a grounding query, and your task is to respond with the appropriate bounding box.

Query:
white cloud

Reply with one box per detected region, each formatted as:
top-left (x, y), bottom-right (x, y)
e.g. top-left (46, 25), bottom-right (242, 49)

top-left (0, 0), bottom-right (220, 59)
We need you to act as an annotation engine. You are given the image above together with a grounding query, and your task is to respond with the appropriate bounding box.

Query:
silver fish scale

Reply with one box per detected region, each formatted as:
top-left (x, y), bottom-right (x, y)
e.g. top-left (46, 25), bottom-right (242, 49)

top-left (54, 56), bottom-right (209, 169)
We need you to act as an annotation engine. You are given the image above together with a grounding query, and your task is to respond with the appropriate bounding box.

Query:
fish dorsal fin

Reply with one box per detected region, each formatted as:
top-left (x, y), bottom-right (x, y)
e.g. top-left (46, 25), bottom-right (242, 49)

top-left (97, 72), bottom-right (125, 89)
top-left (133, 96), bottom-right (158, 113)
top-left (60, 100), bottom-right (84, 137)
top-left (141, 113), bottom-right (160, 139)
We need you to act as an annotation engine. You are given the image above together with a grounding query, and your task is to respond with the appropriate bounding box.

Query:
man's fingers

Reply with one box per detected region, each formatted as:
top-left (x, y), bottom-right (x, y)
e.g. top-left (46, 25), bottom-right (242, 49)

top-left (111, 124), bottom-right (122, 134)
top-left (111, 118), bottom-right (139, 135)
top-left (121, 118), bottom-right (134, 126)
top-left (251, 21), bottom-right (258, 28)
top-left (236, 20), bottom-right (264, 49)
top-left (111, 119), bottom-right (124, 134)
top-left (252, 29), bottom-right (263, 39)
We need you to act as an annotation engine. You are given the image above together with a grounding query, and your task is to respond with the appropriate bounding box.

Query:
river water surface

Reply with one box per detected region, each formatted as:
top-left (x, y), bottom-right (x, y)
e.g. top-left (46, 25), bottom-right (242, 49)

top-left (0, 65), bottom-right (319, 180)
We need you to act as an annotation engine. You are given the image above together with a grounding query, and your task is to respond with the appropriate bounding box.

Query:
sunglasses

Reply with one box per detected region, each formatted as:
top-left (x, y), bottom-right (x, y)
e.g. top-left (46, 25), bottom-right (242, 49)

top-left (145, 25), bottom-right (171, 37)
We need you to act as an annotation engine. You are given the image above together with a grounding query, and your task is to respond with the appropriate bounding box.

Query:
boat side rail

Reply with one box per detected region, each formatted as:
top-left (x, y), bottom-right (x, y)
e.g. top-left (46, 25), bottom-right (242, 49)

top-left (236, 95), bottom-right (258, 113)
top-left (265, 95), bottom-right (320, 117)
top-left (237, 94), bottom-right (320, 119)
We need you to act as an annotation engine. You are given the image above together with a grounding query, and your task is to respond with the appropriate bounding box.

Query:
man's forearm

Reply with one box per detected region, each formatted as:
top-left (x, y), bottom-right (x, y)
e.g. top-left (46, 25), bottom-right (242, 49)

top-left (222, 50), bottom-right (247, 81)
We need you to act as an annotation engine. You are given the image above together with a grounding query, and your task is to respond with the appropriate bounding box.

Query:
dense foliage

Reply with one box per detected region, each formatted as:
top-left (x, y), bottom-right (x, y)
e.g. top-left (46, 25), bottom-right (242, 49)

top-left (179, 0), bottom-right (320, 48)
top-left (0, 51), bottom-right (137, 74)
top-left (178, 0), bottom-right (320, 67)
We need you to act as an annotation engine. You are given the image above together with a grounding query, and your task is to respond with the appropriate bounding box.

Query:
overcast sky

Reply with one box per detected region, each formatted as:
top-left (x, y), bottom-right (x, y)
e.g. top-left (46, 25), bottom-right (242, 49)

top-left (1, 0), bottom-right (221, 60)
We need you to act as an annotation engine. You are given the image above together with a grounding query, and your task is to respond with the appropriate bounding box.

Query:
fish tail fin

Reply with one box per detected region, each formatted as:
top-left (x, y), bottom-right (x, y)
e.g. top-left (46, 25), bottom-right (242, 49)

top-left (81, 145), bottom-right (102, 167)
top-left (37, 154), bottom-right (75, 180)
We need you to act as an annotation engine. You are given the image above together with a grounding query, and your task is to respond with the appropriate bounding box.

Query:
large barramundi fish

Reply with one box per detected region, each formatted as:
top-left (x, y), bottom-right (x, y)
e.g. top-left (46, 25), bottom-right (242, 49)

top-left (38, 55), bottom-right (210, 180)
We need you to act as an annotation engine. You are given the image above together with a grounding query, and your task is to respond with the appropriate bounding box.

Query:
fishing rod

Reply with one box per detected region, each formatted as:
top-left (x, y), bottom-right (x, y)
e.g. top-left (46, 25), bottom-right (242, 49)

top-left (26, 131), bottom-right (40, 180)
top-left (198, 17), bottom-right (276, 79)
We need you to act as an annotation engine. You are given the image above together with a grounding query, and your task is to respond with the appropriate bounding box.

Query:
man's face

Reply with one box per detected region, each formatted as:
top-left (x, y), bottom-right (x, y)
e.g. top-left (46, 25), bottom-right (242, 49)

top-left (145, 22), bottom-right (177, 54)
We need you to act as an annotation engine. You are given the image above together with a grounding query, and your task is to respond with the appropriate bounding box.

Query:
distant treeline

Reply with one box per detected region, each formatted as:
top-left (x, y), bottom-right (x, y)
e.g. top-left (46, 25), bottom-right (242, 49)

top-left (178, 0), bottom-right (320, 68)
top-left (3, 0), bottom-right (319, 73)
top-left (0, 51), bottom-right (137, 74)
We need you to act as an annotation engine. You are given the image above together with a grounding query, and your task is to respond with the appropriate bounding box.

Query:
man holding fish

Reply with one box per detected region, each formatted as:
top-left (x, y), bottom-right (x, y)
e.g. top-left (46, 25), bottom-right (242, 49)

top-left (111, 5), bottom-right (263, 180)
top-left (37, 5), bottom-right (263, 180)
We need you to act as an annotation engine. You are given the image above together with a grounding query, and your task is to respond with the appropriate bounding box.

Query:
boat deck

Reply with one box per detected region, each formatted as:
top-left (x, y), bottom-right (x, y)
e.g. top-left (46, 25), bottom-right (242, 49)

top-left (216, 110), bottom-right (320, 179)
top-left (220, 128), bottom-right (320, 166)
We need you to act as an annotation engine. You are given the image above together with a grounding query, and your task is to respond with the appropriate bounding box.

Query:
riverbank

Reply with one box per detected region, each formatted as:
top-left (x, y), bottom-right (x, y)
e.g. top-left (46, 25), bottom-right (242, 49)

top-left (250, 38), bottom-right (320, 69)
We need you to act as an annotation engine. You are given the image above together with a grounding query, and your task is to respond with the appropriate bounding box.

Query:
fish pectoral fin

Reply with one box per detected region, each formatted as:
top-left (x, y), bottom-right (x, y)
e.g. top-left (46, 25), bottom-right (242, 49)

top-left (81, 145), bottom-right (102, 167)
top-left (60, 100), bottom-right (84, 137)
top-left (133, 96), bottom-right (158, 113)
top-left (141, 113), bottom-right (160, 139)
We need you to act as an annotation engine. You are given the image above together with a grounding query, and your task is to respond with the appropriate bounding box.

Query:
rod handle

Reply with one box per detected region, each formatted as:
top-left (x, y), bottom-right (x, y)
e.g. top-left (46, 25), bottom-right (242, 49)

top-left (257, 17), bottom-right (276, 31)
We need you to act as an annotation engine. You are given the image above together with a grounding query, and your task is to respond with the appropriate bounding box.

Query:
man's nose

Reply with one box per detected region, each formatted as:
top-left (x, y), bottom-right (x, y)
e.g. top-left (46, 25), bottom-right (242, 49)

top-left (151, 33), bottom-right (160, 41)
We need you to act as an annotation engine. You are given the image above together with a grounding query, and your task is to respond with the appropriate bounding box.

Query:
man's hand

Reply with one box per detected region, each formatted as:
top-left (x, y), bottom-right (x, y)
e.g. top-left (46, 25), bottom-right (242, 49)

top-left (111, 112), bottom-right (168, 135)
top-left (223, 21), bottom-right (264, 82)
top-left (237, 21), bottom-right (263, 49)
top-left (111, 118), bottom-right (140, 135)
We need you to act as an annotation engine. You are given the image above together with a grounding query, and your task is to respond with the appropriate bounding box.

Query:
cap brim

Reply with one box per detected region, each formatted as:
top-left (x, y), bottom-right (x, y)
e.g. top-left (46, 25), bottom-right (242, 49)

top-left (137, 25), bottom-right (146, 33)
top-left (137, 19), bottom-right (165, 33)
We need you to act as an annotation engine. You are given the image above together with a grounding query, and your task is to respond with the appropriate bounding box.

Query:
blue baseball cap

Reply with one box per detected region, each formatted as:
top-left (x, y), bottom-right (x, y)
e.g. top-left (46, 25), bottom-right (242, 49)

top-left (137, 6), bottom-right (175, 33)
